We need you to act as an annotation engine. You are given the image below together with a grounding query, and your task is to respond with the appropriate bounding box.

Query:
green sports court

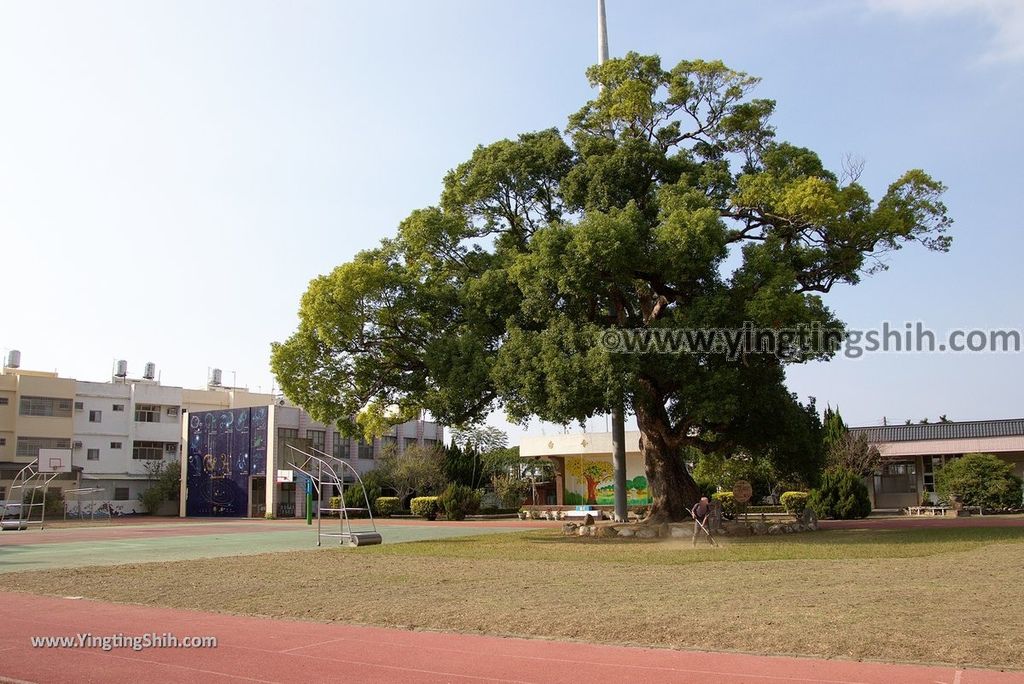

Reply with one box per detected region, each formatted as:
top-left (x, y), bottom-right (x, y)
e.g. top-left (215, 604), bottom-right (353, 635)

top-left (0, 518), bottom-right (542, 573)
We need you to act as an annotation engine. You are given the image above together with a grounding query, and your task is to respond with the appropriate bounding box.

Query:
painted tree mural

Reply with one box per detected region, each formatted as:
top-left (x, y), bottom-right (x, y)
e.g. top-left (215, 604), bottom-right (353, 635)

top-left (627, 476), bottom-right (649, 502)
top-left (566, 458), bottom-right (616, 505)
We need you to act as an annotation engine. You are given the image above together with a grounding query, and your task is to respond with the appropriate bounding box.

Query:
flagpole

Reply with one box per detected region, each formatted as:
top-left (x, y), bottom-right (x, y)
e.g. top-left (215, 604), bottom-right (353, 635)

top-left (597, 0), bottom-right (629, 524)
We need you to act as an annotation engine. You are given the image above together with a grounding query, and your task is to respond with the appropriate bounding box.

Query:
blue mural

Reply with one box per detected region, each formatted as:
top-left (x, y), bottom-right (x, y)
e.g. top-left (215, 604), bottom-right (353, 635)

top-left (185, 407), bottom-right (268, 517)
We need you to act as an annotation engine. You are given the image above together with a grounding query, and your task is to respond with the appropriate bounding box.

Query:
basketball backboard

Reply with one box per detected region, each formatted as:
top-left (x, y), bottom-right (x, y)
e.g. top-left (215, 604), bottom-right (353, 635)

top-left (38, 448), bottom-right (73, 473)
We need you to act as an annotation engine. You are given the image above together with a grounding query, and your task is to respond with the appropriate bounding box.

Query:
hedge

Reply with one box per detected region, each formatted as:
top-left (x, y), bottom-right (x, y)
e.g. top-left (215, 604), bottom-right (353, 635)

top-left (808, 468), bottom-right (871, 519)
top-left (410, 496), bottom-right (440, 519)
top-left (711, 491), bottom-right (736, 518)
top-left (375, 497), bottom-right (401, 517)
top-left (780, 491), bottom-right (809, 515)
top-left (344, 482), bottom-right (380, 513)
top-left (439, 483), bottom-right (481, 521)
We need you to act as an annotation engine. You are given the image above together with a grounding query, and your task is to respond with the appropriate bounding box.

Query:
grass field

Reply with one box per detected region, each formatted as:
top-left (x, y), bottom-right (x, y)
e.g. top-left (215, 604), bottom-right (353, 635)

top-left (6, 527), bottom-right (1024, 670)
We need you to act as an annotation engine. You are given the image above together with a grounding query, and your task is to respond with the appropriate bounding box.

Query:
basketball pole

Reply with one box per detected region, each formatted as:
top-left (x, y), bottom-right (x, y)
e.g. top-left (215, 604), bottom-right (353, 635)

top-left (305, 477), bottom-right (313, 525)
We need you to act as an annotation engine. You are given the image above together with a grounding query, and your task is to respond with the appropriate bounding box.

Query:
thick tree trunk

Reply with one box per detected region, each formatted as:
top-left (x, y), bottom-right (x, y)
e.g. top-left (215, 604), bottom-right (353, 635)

top-left (635, 403), bottom-right (702, 522)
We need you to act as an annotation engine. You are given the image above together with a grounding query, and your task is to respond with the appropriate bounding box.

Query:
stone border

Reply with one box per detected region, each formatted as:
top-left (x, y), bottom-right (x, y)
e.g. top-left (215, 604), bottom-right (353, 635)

top-left (562, 514), bottom-right (820, 539)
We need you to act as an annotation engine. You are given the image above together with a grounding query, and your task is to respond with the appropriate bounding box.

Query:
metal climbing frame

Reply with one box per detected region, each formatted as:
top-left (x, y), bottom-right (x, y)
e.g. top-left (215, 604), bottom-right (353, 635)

top-left (0, 460), bottom-right (59, 531)
top-left (287, 445), bottom-right (382, 547)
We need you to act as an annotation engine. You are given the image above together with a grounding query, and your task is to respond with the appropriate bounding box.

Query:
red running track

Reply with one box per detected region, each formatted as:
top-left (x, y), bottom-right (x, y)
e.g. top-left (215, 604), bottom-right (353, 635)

top-left (0, 593), bottom-right (1019, 684)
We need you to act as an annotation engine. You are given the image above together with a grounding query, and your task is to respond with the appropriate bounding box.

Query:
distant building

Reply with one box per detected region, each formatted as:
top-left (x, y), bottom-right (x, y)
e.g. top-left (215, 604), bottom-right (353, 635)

top-left (519, 431), bottom-right (650, 508)
top-left (520, 419), bottom-right (1024, 512)
top-left (0, 353), bottom-right (442, 517)
top-left (851, 419), bottom-right (1024, 509)
top-left (180, 405), bottom-right (443, 518)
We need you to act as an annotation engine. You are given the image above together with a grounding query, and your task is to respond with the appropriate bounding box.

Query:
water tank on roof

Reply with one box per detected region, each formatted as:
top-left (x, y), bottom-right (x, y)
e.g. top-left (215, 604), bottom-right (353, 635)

top-left (5, 350), bottom-right (20, 368)
top-left (209, 368), bottom-right (222, 386)
top-left (115, 359), bottom-right (128, 377)
top-left (143, 362), bottom-right (156, 380)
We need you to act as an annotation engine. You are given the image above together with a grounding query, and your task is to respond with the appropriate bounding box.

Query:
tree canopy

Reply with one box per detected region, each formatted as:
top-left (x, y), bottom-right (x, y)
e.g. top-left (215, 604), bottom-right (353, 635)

top-left (271, 53), bottom-right (950, 521)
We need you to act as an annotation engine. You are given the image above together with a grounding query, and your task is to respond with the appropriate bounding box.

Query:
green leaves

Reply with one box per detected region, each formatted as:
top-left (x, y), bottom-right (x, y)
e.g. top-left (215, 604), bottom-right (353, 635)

top-left (271, 52), bottom-right (952, 488)
top-left (935, 453), bottom-right (1023, 510)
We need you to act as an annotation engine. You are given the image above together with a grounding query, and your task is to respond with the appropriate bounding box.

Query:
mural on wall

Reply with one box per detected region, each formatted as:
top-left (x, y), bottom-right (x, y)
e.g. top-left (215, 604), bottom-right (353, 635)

top-left (563, 456), bottom-right (652, 506)
top-left (185, 407), bottom-right (268, 517)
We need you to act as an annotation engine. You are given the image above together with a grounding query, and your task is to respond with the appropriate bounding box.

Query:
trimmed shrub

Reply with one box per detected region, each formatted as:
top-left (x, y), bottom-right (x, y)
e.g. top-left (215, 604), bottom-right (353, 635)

top-left (375, 496), bottom-right (401, 517)
top-left (328, 496), bottom-right (342, 517)
top-left (439, 483), bottom-right (482, 521)
top-left (808, 468), bottom-right (871, 520)
top-left (410, 496), bottom-right (440, 519)
top-left (343, 482), bottom-right (381, 516)
top-left (711, 491), bottom-right (736, 519)
top-left (935, 453), bottom-right (1023, 510)
top-left (780, 491), bottom-right (809, 515)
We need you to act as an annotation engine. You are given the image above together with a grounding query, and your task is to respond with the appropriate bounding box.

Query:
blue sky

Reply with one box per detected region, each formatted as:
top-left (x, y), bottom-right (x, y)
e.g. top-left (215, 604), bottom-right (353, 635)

top-left (1, 0), bottom-right (1021, 441)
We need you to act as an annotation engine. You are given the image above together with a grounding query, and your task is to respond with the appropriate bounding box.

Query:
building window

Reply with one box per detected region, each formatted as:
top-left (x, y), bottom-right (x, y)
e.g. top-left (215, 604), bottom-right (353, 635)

top-left (132, 441), bottom-right (165, 460)
top-left (404, 437), bottom-right (418, 451)
top-left (19, 396), bottom-right (73, 418)
top-left (332, 433), bottom-right (349, 459)
top-left (277, 428), bottom-right (300, 461)
top-left (306, 430), bottom-right (325, 452)
top-left (15, 437), bottom-right (71, 458)
top-left (357, 438), bottom-right (374, 460)
top-left (114, 487), bottom-right (130, 501)
top-left (110, 441), bottom-right (122, 449)
top-left (0, 397), bottom-right (8, 405)
top-left (0, 486), bottom-right (5, 500)
top-left (878, 460), bottom-right (917, 494)
top-left (0, 437), bottom-right (5, 446)
top-left (89, 410), bottom-right (102, 423)
top-left (165, 443), bottom-right (178, 454)
top-left (381, 435), bottom-right (397, 454)
top-left (74, 401), bottom-right (84, 411)
top-left (112, 404), bottom-right (125, 412)
top-left (166, 407), bottom-right (179, 417)
top-left (134, 404), bottom-right (161, 423)
top-left (87, 448), bottom-right (100, 461)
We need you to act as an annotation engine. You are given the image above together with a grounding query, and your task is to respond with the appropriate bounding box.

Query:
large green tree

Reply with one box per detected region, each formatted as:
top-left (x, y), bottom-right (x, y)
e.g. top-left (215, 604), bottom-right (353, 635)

top-left (271, 54), bottom-right (950, 521)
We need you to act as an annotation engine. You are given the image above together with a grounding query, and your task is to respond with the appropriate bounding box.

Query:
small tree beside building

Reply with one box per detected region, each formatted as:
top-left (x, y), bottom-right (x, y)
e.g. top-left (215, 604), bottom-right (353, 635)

top-left (137, 460), bottom-right (181, 515)
top-left (935, 453), bottom-right (1022, 511)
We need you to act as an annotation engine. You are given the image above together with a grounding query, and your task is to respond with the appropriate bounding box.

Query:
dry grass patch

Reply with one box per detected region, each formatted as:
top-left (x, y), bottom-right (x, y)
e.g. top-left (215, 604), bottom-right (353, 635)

top-left (6, 528), bottom-right (1024, 670)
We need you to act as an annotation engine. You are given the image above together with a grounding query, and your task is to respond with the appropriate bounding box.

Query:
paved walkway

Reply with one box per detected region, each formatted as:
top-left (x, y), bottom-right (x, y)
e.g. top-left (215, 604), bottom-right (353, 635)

top-left (0, 593), bottom-right (1019, 684)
